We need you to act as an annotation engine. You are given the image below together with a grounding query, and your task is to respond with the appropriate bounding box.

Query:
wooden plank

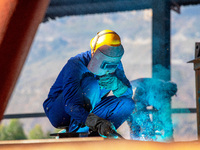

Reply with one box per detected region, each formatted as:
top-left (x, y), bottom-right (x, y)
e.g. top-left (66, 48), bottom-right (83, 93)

top-left (0, 137), bottom-right (104, 145)
top-left (0, 138), bottom-right (200, 150)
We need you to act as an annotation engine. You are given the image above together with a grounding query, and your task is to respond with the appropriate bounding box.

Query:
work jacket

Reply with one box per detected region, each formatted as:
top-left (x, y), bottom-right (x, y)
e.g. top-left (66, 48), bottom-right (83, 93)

top-left (46, 50), bottom-right (133, 125)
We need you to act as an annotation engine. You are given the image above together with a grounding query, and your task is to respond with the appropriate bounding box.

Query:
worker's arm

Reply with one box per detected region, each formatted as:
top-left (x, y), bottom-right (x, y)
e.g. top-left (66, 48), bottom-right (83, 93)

top-left (114, 62), bottom-right (133, 98)
top-left (98, 62), bottom-right (133, 98)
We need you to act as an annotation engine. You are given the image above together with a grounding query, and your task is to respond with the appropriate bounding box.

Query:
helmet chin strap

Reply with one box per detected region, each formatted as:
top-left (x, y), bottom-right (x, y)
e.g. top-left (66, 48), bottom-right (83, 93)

top-left (91, 31), bottom-right (116, 55)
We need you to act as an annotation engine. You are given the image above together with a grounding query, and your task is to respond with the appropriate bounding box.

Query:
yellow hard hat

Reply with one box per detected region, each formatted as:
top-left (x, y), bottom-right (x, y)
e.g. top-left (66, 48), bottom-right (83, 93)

top-left (90, 29), bottom-right (121, 54)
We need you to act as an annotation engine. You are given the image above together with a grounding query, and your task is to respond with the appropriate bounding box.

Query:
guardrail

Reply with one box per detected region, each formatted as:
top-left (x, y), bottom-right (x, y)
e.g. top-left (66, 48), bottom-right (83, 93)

top-left (3, 112), bottom-right (46, 119)
top-left (2, 108), bottom-right (196, 119)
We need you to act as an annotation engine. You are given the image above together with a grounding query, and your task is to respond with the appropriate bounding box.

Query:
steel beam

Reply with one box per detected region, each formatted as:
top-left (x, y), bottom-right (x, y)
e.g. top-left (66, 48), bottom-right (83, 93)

top-left (152, 0), bottom-right (173, 141)
top-left (196, 70), bottom-right (200, 139)
top-left (152, 0), bottom-right (171, 81)
top-left (44, 0), bottom-right (152, 21)
top-left (0, 0), bottom-right (50, 122)
top-left (188, 42), bottom-right (200, 140)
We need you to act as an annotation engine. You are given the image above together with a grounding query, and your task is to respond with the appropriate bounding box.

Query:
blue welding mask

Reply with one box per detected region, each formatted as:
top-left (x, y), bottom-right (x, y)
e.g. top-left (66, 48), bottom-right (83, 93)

top-left (87, 45), bottom-right (124, 76)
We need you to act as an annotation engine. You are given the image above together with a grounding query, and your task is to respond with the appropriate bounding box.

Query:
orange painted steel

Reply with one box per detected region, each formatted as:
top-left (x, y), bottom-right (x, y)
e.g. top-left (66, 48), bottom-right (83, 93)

top-left (0, 138), bottom-right (200, 150)
top-left (0, 0), bottom-right (50, 121)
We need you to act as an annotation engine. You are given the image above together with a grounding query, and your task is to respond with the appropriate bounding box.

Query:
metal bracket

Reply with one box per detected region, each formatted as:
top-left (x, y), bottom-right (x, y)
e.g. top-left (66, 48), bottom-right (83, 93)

top-left (50, 132), bottom-right (89, 138)
top-left (171, 0), bottom-right (180, 14)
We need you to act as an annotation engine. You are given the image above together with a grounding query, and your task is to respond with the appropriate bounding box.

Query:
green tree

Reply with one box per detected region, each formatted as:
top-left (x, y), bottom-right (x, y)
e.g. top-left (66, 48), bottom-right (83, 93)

top-left (45, 130), bottom-right (54, 139)
top-left (5, 119), bottom-right (27, 140)
top-left (29, 124), bottom-right (45, 139)
top-left (0, 124), bottom-right (8, 140)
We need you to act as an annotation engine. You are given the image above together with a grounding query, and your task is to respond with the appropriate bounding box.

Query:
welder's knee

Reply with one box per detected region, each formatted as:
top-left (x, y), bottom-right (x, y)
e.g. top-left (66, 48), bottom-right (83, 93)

top-left (50, 120), bottom-right (62, 129)
top-left (120, 97), bottom-right (135, 115)
top-left (81, 76), bottom-right (100, 93)
top-left (43, 95), bottom-right (70, 129)
top-left (81, 76), bottom-right (101, 110)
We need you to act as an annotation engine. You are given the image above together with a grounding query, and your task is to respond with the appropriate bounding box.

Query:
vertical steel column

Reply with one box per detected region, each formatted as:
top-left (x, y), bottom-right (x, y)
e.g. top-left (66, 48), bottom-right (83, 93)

top-left (188, 42), bottom-right (200, 140)
top-left (196, 70), bottom-right (200, 139)
top-left (0, 0), bottom-right (50, 122)
top-left (152, 0), bottom-right (171, 81)
top-left (152, 0), bottom-right (173, 141)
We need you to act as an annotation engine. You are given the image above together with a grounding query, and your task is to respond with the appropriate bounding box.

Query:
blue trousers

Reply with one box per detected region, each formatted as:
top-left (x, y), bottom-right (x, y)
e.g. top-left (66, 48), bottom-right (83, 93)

top-left (43, 76), bottom-right (135, 132)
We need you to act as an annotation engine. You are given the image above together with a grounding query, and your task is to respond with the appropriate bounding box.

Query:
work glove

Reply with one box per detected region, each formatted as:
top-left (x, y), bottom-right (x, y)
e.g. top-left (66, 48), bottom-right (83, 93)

top-left (98, 74), bottom-right (128, 97)
top-left (85, 113), bottom-right (118, 138)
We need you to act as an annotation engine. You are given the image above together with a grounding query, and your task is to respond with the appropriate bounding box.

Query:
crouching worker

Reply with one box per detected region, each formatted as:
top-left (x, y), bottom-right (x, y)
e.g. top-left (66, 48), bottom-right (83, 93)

top-left (43, 30), bottom-right (135, 138)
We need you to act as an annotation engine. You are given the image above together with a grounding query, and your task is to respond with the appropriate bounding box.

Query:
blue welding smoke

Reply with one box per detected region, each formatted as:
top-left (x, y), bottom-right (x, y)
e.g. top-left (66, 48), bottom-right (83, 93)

top-left (128, 78), bottom-right (177, 141)
top-left (152, 64), bottom-right (171, 81)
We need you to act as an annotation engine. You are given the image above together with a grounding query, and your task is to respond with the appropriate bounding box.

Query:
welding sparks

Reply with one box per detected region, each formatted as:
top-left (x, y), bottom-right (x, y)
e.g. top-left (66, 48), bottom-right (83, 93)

top-left (128, 78), bottom-right (177, 142)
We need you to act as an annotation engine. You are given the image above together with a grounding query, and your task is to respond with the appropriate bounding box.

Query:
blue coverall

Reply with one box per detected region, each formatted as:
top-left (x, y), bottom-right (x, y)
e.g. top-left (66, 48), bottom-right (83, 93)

top-left (43, 50), bottom-right (135, 133)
